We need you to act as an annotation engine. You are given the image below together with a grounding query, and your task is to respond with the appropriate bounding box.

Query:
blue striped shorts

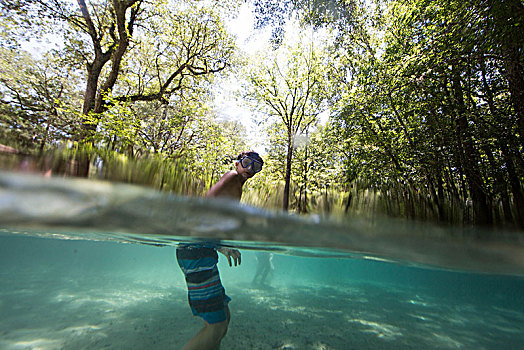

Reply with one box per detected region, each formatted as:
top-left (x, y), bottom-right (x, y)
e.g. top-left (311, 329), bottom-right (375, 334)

top-left (176, 244), bottom-right (231, 324)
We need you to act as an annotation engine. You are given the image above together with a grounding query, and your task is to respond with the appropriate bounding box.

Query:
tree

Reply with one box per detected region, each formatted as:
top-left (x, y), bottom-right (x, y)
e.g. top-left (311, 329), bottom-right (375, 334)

top-left (3, 1), bottom-right (236, 141)
top-left (0, 48), bottom-right (82, 152)
top-left (326, 0), bottom-right (524, 227)
top-left (245, 39), bottom-right (328, 211)
top-left (486, 0), bottom-right (524, 150)
top-left (250, 0), bottom-right (360, 47)
top-left (182, 117), bottom-right (249, 193)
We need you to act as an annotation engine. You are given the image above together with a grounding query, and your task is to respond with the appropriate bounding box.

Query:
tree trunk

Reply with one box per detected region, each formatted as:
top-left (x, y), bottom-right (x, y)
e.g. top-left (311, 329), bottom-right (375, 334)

top-left (488, 0), bottom-right (524, 149)
top-left (481, 56), bottom-right (524, 228)
top-left (500, 143), bottom-right (524, 229)
top-left (451, 65), bottom-right (492, 226)
top-left (344, 189), bottom-right (353, 213)
top-left (500, 187), bottom-right (514, 227)
top-left (300, 141), bottom-right (309, 214)
top-left (74, 0), bottom-right (139, 176)
top-left (283, 135), bottom-right (294, 212)
top-left (40, 115), bottom-right (53, 154)
top-left (502, 47), bottom-right (524, 150)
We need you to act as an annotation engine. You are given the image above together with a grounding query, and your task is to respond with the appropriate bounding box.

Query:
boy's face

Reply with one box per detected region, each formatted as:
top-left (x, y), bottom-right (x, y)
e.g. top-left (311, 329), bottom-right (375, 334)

top-left (236, 162), bottom-right (254, 179)
top-left (236, 156), bottom-right (262, 179)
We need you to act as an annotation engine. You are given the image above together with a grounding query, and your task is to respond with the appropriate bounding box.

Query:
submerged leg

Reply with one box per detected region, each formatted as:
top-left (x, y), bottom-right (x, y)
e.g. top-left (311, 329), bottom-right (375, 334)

top-left (177, 246), bottom-right (232, 349)
top-left (183, 316), bottom-right (229, 350)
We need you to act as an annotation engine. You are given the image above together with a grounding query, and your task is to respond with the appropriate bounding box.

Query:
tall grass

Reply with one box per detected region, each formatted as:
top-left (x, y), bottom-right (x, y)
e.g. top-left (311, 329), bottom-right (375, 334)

top-left (0, 144), bottom-right (205, 197)
top-left (2, 145), bottom-right (503, 227)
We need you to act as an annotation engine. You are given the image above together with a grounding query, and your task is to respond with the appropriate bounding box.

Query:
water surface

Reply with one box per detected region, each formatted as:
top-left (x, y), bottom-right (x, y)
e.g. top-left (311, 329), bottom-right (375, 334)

top-left (1, 173), bottom-right (523, 349)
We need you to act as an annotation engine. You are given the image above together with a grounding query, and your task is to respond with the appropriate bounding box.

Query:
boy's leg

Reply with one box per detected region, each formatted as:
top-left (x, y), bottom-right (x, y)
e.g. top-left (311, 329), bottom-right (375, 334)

top-left (177, 246), bottom-right (231, 349)
top-left (183, 306), bottom-right (230, 350)
top-left (183, 318), bottom-right (228, 350)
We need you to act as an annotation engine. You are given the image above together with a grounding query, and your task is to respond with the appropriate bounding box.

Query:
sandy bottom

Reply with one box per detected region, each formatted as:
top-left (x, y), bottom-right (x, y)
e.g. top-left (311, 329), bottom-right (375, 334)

top-left (1, 267), bottom-right (523, 350)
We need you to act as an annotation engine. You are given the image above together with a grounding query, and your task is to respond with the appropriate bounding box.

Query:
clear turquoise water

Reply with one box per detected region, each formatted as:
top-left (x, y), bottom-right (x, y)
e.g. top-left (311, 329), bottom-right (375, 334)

top-left (1, 173), bottom-right (523, 349)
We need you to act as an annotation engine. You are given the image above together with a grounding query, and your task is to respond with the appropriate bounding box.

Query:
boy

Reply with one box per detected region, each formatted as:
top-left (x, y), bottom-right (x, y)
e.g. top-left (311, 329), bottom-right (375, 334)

top-left (176, 151), bottom-right (264, 350)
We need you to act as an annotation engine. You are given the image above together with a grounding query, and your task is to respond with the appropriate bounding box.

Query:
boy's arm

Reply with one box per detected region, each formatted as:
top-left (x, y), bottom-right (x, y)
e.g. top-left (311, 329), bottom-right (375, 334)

top-left (206, 171), bottom-right (243, 265)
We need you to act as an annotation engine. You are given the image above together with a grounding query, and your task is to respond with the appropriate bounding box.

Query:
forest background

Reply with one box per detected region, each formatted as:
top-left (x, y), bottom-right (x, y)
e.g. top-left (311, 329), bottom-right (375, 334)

top-left (0, 0), bottom-right (523, 229)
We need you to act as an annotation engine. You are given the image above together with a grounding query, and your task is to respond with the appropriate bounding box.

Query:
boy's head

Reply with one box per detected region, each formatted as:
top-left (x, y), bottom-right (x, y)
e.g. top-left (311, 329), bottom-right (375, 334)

top-left (236, 151), bottom-right (263, 177)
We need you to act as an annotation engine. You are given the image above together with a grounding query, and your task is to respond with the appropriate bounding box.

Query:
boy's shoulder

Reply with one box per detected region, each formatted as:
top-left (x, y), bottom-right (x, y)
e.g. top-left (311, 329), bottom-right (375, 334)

top-left (219, 170), bottom-right (243, 187)
top-left (221, 170), bottom-right (239, 180)
top-left (206, 170), bottom-right (243, 199)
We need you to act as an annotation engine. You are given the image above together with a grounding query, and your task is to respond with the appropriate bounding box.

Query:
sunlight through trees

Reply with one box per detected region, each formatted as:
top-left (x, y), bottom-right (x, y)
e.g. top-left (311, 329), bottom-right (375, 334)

top-left (1, 0), bottom-right (522, 228)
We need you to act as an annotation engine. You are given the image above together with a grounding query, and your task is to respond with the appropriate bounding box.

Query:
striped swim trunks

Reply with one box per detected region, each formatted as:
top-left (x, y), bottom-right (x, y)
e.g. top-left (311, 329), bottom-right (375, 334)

top-left (176, 244), bottom-right (231, 324)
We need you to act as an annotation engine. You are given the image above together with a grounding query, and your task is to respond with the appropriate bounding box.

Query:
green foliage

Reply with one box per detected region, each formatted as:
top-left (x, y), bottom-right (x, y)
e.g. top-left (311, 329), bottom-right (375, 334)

top-left (0, 48), bottom-right (82, 152)
top-left (1, 0), bottom-right (523, 229)
top-left (327, 0), bottom-right (524, 227)
top-left (116, 4), bottom-right (237, 101)
top-left (243, 33), bottom-right (330, 210)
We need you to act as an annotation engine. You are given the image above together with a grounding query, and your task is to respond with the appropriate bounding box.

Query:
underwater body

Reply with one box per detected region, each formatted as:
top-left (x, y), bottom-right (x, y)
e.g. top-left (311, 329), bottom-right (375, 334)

top-left (1, 173), bottom-right (523, 349)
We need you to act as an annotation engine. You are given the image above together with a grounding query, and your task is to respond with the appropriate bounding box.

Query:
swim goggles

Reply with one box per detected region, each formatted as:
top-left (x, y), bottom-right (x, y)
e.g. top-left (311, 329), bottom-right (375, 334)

top-left (239, 156), bottom-right (263, 173)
